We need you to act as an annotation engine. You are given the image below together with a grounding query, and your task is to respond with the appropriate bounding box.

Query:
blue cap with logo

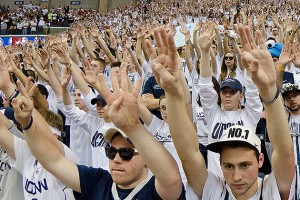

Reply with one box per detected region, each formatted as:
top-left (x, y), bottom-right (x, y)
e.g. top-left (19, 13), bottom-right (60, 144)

top-left (220, 78), bottom-right (243, 93)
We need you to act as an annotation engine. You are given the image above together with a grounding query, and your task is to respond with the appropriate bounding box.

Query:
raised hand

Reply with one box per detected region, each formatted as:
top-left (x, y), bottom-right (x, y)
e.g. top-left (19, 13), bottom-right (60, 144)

top-left (199, 30), bottom-right (214, 53)
top-left (146, 27), bottom-right (182, 96)
top-left (38, 49), bottom-right (50, 68)
top-left (292, 42), bottom-right (300, 67)
top-left (237, 25), bottom-right (276, 100)
top-left (11, 78), bottom-right (35, 128)
top-left (106, 69), bottom-right (142, 131)
top-left (52, 45), bottom-right (71, 65)
top-left (278, 42), bottom-right (294, 66)
top-left (60, 66), bottom-right (71, 88)
top-left (180, 25), bottom-right (189, 35)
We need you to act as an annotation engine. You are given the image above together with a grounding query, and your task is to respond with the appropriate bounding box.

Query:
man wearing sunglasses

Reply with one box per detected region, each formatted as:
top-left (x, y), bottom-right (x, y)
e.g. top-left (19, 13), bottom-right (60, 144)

top-left (9, 70), bottom-right (185, 199)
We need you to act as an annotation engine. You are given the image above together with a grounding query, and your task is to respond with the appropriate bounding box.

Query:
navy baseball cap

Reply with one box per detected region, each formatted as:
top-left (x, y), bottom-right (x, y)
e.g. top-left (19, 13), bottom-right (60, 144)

top-left (220, 78), bottom-right (243, 93)
top-left (91, 95), bottom-right (107, 106)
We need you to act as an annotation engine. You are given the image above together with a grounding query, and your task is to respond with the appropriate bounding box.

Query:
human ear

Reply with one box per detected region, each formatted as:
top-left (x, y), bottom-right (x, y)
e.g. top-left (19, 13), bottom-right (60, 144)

top-left (258, 153), bottom-right (264, 168)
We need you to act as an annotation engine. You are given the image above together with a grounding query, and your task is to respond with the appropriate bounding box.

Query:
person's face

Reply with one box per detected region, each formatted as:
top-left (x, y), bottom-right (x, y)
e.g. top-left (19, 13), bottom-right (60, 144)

top-left (159, 98), bottom-right (168, 122)
top-left (211, 44), bottom-right (217, 55)
top-left (224, 53), bottom-right (235, 68)
top-left (220, 87), bottom-right (242, 111)
top-left (131, 39), bottom-right (136, 47)
top-left (109, 134), bottom-right (147, 189)
top-left (91, 60), bottom-right (104, 75)
top-left (96, 102), bottom-right (108, 118)
top-left (272, 28), bottom-right (278, 36)
top-left (73, 89), bottom-right (87, 110)
top-left (103, 54), bottom-right (109, 63)
top-left (284, 91), bottom-right (300, 112)
top-left (221, 147), bottom-right (263, 199)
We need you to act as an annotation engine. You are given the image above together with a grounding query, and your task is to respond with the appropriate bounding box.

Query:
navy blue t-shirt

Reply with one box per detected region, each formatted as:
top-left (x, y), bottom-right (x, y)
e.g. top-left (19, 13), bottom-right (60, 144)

top-left (142, 76), bottom-right (164, 120)
top-left (77, 165), bottom-right (186, 200)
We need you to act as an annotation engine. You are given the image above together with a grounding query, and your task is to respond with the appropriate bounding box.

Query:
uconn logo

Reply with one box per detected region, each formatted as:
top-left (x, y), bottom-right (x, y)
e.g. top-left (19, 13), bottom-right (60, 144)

top-left (91, 131), bottom-right (106, 147)
top-left (211, 121), bottom-right (244, 139)
top-left (0, 159), bottom-right (11, 171)
top-left (290, 122), bottom-right (300, 136)
top-left (25, 178), bottom-right (48, 195)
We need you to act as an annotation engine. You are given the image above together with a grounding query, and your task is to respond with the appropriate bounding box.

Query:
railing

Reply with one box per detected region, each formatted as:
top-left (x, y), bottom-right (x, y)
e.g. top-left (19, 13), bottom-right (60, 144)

top-left (0, 26), bottom-right (71, 36)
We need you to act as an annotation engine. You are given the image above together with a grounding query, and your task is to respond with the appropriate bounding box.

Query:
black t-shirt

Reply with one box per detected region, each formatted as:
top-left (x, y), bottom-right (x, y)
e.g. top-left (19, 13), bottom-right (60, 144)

top-left (77, 165), bottom-right (186, 200)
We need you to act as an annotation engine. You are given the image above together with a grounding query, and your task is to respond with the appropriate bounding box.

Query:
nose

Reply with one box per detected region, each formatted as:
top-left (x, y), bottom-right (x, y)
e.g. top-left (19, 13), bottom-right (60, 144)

top-left (232, 168), bottom-right (242, 181)
top-left (113, 152), bottom-right (122, 163)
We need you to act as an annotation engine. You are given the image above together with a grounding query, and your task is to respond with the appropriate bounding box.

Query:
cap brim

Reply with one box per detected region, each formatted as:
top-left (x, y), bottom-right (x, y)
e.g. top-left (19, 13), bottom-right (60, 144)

top-left (104, 127), bottom-right (130, 144)
top-left (207, 140), bottom-right (259, 154)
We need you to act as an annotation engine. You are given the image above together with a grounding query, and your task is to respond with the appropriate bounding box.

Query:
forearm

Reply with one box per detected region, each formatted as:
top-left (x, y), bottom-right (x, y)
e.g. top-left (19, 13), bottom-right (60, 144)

top-left (96, 36), bottom-right (117, 63)
top-left (141, 37), bottom-right (150, 62)
top-left (82, 37), bottom-right (96, 59)
top-left (62, 86), bottom-right (72, 106)
top-left (47, 66), bottom-right (62, 97)
top-left (141, 96), bottom-right (160, 110)
top-left (215, 28), bottom-right (224, 57)
top-left (32, 62), bottom-right (49, 83)
top-left (200, 51), bottom-right (211, 77)
top-left (193, 31), bottom-right (201, 57)
top-left (128, 49), bottom-right (143, 76)
top-left (32, 92), bottom-right (49, 110)
top-left (70, 61), bottom-right (90, 96)
top-left (185, 42), bottom-right (193, 73)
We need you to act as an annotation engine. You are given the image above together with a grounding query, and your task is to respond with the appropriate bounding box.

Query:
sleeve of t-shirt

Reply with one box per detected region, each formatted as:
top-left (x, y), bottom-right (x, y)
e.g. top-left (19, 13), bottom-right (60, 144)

top-left (13, 136), bottom-right (32, 175)
top-left (142, 77), bottom-right (154, 94)
top-left (77, 165), bottom-right (112, 198)
top-left (186, 171), bottom-right (226, 199)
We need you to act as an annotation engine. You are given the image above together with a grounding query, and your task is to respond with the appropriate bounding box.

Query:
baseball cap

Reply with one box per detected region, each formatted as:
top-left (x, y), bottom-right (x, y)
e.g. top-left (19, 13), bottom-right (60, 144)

top-left (91, 95), bottom-right (107, 106)
top-left (206, 125), bottom-right (261, 154)
top-left (281, 83), bottom-right (300, 98)
top-left (220, 78), bottom-right (243, 93)
top-left (104, 127), bottom-right (132, 144)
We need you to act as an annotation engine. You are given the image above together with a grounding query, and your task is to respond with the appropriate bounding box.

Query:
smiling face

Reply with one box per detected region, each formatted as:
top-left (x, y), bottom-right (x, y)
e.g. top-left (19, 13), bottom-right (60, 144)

top-left (220, 146), bottom-right (263, 199)
top-left (109, 134), bottom-right (147, 189)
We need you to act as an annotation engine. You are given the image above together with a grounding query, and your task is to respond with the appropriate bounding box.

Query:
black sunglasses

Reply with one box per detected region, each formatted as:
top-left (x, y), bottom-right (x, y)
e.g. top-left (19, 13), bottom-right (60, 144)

top-left (105, 146), bottom-right (138, 161)
top-left (224, 56), bottom-right (234, 61)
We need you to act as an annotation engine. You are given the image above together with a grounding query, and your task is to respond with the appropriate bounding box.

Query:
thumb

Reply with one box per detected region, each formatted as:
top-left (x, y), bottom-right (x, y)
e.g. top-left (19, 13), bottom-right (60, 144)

top-left (108, 96), bottom-right (123, 118)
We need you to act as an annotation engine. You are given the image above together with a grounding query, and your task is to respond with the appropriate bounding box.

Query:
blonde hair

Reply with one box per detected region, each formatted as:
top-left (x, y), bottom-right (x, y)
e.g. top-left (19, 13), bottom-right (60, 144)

top-left (219, 51), bottom-right (237, 82)
top-left (38, 109), bottom-right (63, 132)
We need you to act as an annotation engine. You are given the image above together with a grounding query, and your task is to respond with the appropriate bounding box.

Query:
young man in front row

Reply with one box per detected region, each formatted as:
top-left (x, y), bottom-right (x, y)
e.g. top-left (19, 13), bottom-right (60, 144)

top-left (7, 72), bottom-right (185, 199)
top-left (147, 25), bottom-right (295, 199)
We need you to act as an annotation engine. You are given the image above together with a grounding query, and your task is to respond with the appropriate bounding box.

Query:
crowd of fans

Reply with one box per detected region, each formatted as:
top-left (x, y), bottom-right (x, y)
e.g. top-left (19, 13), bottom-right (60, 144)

top-left (0, 0), bottom-right (300, 199)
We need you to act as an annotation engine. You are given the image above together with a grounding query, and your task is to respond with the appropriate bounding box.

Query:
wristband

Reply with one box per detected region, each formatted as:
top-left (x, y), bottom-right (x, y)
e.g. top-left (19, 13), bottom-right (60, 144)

top-left (22, 116), bottom-right (33, 130)
top-left (275, 64), bottom-right (285, 71)
top-left (4, 89), bottom-right (17, 101)
top-left (260, 85), bottom-right (281, 105)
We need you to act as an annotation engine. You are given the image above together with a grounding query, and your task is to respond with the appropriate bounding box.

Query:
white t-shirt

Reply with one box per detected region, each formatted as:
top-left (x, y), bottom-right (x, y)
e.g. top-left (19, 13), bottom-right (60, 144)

top-left (146, 116), bottom-right (187, 187)
top-left (199, 75), bottom-right (262, 177)
top-left (13, 136), bottom-right (76, 200)
top-left (186, 171), bottom-right (295, 200)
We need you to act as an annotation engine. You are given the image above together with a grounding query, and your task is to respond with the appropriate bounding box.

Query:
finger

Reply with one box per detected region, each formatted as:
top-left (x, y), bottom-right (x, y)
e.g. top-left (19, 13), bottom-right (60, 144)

top-left (11, 98), bottom-right (21, 113)
top-left (98, 74), bottom-right (112, 103)
top-left (152, 62), bottom-right (172, 82)
top-left (167, 33), bottom-right (178, 72)
top-left (146, 39), bottom-right (157, 60)
top-left (16, 80), bottom-right (26, 96)
top-left (237, 25), bottom-right (251, 51)
top-left (159, 27), bottom-right (168, 55)
top-left (28, 84), bottom-right (38, 97)
top-left (111, 68), bottom-right (120, 92)
top-left (154, 27), bottom-right (164, 55)
top-left (245, 26), bottom-right (256, 50)
top-left (120, 69), bottom-right (128, 92)
top-left (24, 77), bottom-right (32, 94)
top-left (132, 78), bottom-right (142, 98)
top-left (255, 30), bottom-right (266, 50)
top-left (108, 96), bottom-right (123, 118)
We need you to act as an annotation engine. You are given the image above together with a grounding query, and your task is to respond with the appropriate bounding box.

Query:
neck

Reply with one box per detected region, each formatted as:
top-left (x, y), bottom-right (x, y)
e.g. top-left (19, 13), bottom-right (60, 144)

top-left (234, 180), bottom-right (258, 200)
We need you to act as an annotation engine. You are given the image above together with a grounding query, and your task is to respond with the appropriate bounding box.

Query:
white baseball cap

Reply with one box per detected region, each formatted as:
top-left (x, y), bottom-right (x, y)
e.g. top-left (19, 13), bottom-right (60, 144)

top-left (207, 125), bottom-right (261, 154)
top-left (104, 127), bottom-right (132, 144)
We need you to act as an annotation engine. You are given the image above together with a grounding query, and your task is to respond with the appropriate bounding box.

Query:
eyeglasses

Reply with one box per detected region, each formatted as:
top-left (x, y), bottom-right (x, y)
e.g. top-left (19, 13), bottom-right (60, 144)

top-left (105, 146), bottom-right (139, 160)
top-left (224, 56), bottom-right (234, 61)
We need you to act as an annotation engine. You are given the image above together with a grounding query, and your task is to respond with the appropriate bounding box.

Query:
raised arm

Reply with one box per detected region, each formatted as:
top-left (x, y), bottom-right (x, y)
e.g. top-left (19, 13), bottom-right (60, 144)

top-left (237, 25), bottom-right (295, 200)
top-left (148, 27), bottom-right (207, 197)
top-left (10, 78), bottom-right (81, 192)
top-left (99, 69), bottom-right (183, 200)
